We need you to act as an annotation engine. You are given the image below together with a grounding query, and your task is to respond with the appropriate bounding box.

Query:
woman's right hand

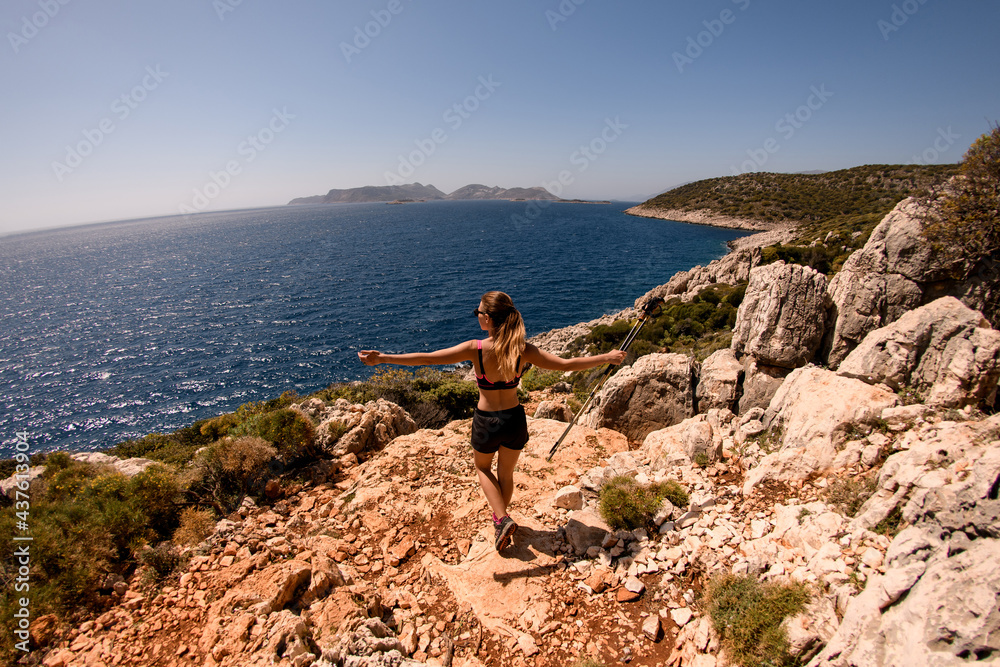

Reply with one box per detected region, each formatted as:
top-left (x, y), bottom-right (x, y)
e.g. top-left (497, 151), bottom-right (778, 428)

top-left (358, 350), bottom-right (381, 366)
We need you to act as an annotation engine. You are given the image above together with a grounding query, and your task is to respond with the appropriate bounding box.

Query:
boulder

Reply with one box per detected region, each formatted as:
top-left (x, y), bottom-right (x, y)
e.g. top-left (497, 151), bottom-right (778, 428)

top-left (837, 297), bottom-right (1000, 408)
top-left (581, 353), bottom-right (697, 442)
top-left (67, 452), bottom-right (158, 477)
top-left (642, 416), bottom-right (719, 468)
top-left (316, 398), bottom-right (417, 456)
top-left (533, 400), bottom-right (573, 422)
top-left (732, 261), bottom-right (829, 369)
top-left (812, 415), bottom-right (1000, 666)
top-left (738, 356), bottom-right (790, 414)
top-left (825, 268), bottom-right (923, 368)
top-left (696, 348), bottom-right (742, 413)
top-left (565, 509), bottom-right (612, 555)
top-left (0, 466), bottom-right (45, 499)
top-left (636, 248), bottom-right (757, 304)
top-left (743, 367), bottom-right (898, 494)
top-left (554, 485), bottom-right (584, 511)
top-left (824, 198), bottom-right (1000, 367)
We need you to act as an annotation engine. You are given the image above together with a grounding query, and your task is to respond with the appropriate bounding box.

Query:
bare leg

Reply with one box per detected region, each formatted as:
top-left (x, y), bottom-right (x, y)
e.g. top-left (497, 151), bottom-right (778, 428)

top-left (474, 450), bottom-right (504, 517)
top-left (495, 446), bottom-right (521, 509)
top-left (474, 446), bottom-right (521, 518)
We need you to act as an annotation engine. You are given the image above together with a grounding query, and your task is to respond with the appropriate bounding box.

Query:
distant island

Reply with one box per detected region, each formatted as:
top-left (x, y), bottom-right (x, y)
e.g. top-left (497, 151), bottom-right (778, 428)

top-left (288, 183), bottom-right (568, 205)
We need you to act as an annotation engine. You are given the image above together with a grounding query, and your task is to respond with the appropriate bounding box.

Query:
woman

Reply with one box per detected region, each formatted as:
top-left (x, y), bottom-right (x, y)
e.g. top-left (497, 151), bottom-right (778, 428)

top-left (358, 291), bottom-right (626, 551)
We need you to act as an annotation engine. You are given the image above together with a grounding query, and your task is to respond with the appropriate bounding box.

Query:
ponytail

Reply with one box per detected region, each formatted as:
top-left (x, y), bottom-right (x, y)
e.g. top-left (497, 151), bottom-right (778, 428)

top-left (481, 291), bottom-right (525, 380)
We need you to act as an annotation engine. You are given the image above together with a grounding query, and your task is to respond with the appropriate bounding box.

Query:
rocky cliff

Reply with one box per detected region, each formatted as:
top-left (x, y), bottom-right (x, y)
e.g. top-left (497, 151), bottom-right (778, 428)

top-left (12, 197), bottom-right (1000, 667)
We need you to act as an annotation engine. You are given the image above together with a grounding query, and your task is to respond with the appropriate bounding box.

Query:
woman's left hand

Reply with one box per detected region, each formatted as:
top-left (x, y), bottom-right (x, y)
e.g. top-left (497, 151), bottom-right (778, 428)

top-left (606, 349), bottom-right (627, 365)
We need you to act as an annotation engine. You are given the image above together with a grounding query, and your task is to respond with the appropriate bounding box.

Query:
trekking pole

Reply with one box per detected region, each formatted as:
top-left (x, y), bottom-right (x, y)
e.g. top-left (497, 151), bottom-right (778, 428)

top-left (546, 297), bottom-right (664, 461)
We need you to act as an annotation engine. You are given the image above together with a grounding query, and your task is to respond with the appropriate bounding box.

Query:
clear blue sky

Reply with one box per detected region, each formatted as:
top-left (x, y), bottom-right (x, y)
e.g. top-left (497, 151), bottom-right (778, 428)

top-left (1, 0), bottom-right (997, 234)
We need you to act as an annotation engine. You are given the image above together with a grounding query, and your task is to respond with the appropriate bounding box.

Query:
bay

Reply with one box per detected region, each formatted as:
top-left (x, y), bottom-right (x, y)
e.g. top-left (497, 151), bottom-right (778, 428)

top-left (0, 200), bottom-right (750, 454)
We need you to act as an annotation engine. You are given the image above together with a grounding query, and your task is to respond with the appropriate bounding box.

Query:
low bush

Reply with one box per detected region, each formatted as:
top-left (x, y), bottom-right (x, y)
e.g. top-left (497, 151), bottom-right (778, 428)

top-left (824, 475), bottom-right (878, 518)
top-left (704, 573), bottom-right (810, 667)
top-left (249, 408), bottom-right (315, 461)
top-left (188, 436), bottom-right (278, 513)
top-left (520, 366), bottom-right (566, 392)
top-left (108, 432), bottom-right (201, 467)
top-left (598, 475), bottom-right (689, 531)
top-left (564, 283), bottom-right (746, 392)
top-left (140, 542), bottom-right (183, 581)
top-left (313, 367), bottom-right (482, 428)
top-left (173, 507), bottom-right (216, 546)
top-left (0, 458), bottom-right (183, 658)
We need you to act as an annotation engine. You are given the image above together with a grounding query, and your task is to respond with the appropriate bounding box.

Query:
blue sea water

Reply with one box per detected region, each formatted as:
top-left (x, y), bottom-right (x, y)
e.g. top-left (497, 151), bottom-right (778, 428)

top-left (0, 200), bottom-right (750, 455)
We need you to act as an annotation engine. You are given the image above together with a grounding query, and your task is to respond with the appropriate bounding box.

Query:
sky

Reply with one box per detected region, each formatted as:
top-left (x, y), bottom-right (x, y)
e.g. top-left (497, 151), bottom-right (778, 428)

top-left (1, 0), bottom-right (998, 235)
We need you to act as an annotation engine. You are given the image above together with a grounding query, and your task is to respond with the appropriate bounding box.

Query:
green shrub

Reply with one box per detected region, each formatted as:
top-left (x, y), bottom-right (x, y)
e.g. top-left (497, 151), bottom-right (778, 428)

top-left (565, 283), bottom-right (746, 376)
top-left (313, 367), bottom-right (480, 428)
top-left (921, 125), bottom-right (1000, 279)
top-left (650, 479), bottom-right (689, 508)
top-left (248, 408), bottom-right (315, 461)
top-left (704, 573), bottom-right (810, 667)
top-left (874, 505), bottom-right (904, 537)
top-left (109, 432), bottom-right (201, 466)
top-left (189, 436), bottom-right (278, 512)
top-left (598, 475), bottom-right (689, 531)
top-left (520, 366), bottom-right (566, 392)
top-left (140, 543), bottom-right (183, 581)
top-left (199, 413), bottom-right (239, 440)
top-left (0, 458), bottom-right (183, 658)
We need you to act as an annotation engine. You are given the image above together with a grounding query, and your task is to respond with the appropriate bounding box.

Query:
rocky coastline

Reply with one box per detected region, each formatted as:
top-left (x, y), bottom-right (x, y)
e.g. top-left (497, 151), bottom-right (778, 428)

top-left (8, 197), bottom-right (1000, 667)
top-left (623, 204), bottom-right (793, 233)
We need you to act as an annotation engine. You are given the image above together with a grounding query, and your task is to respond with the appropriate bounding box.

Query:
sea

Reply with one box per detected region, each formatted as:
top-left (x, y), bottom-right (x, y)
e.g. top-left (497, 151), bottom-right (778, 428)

top-left (0, 200), bottom-right (751, 456)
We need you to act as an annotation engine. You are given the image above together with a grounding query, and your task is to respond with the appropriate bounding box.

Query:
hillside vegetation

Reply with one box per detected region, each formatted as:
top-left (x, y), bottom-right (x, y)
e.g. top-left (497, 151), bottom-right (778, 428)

top-left (645, 164), bottom-right (958, 225)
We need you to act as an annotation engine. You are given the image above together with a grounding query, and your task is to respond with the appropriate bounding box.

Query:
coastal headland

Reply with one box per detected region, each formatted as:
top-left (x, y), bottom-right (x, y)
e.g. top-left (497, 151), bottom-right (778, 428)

top-left (5, 155), bottom-right (999, 667)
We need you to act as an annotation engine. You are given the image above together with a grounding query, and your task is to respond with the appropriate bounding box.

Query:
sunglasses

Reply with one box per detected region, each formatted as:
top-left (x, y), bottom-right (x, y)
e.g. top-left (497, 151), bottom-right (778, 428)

top-left (472, 308), bottom-right (487, 317)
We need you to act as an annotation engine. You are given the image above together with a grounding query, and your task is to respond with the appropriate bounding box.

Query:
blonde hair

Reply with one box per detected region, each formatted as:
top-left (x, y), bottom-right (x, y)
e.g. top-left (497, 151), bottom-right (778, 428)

top-left (481, 291), bottom-right (525, 380)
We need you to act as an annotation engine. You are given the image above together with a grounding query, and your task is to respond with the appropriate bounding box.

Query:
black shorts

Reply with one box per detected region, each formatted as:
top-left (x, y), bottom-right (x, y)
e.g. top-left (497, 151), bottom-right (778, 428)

top-left (471, 405), bottom-right (529, 454)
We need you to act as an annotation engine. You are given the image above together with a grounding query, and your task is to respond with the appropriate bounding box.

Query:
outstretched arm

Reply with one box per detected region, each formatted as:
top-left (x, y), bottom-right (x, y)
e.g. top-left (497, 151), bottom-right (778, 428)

top-left (358, 340), bottom-right (477, 367)
top-left (522, 343), bottom-right (626, 372)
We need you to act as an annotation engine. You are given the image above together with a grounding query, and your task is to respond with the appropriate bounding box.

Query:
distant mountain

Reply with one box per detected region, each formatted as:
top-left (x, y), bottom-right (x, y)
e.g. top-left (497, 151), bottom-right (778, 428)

top-left (288, 183), bottom-right (447, 205)
top-left (288, 183), bottom-right (558, 205)
top-left (445, 184), bottom-right (559, 201)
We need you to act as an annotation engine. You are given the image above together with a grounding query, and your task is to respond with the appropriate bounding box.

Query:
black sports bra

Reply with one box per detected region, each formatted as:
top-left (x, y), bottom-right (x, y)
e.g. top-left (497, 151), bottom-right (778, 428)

top-left (475, 340), bottom-right (524, 390)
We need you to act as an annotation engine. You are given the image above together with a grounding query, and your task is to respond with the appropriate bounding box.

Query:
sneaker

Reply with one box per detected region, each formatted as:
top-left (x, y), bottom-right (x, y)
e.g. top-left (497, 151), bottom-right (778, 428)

top-left (494, 515), bottom-right (517, 551)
